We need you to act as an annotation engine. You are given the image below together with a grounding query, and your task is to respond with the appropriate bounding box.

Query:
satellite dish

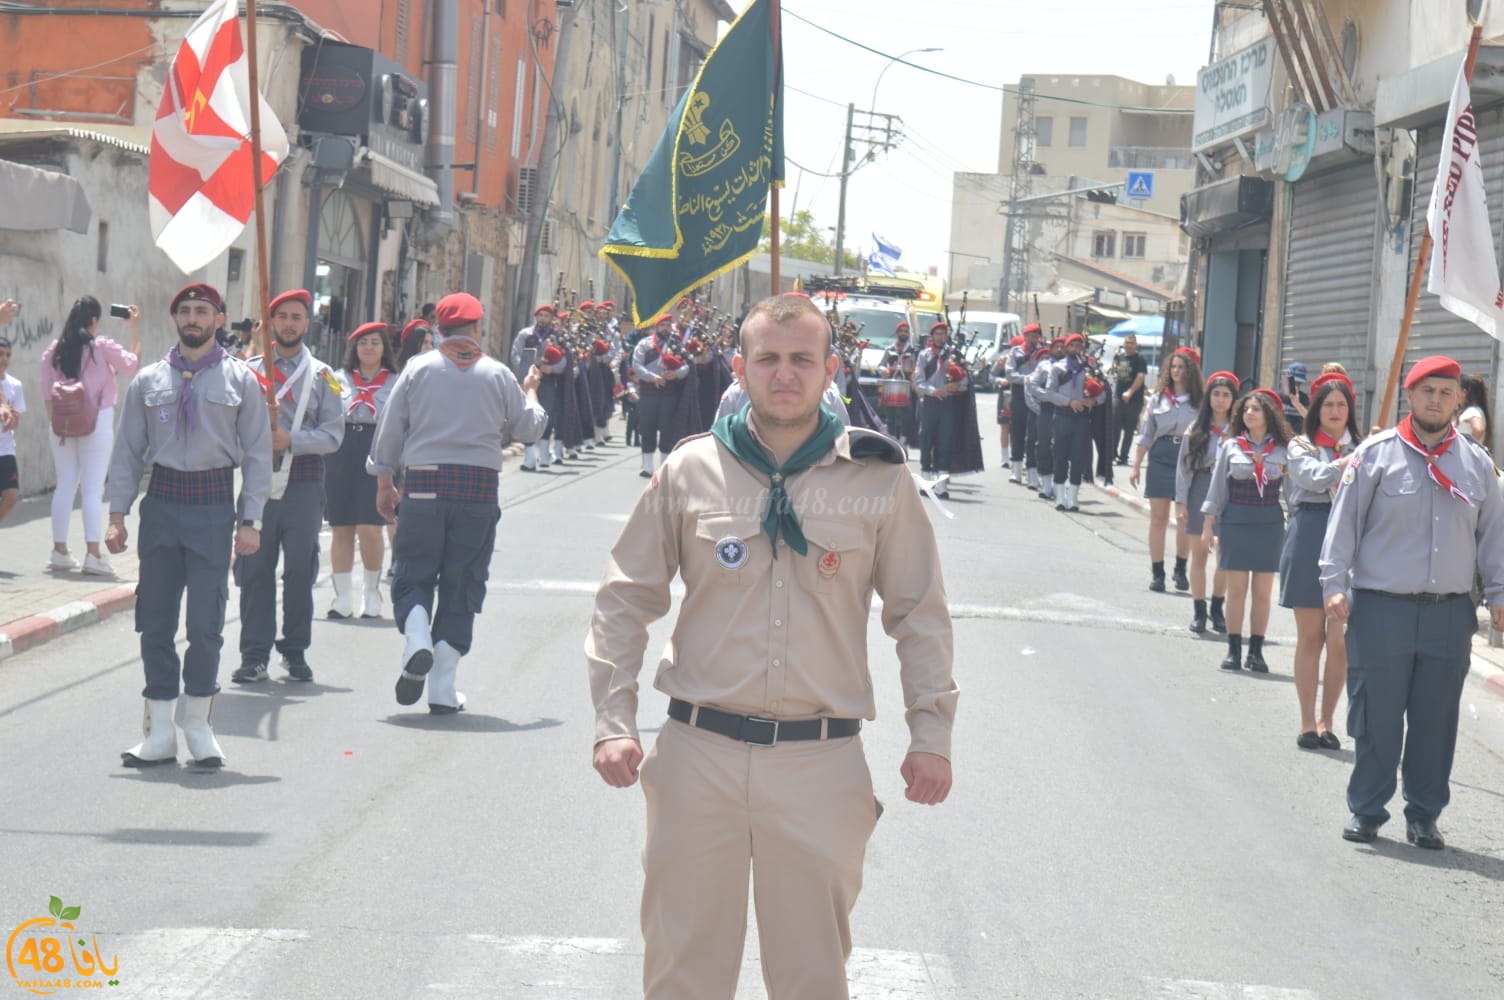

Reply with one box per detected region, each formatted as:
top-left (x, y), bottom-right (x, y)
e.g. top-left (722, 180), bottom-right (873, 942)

top-left (1166, 74), bottom-right (1176, 86)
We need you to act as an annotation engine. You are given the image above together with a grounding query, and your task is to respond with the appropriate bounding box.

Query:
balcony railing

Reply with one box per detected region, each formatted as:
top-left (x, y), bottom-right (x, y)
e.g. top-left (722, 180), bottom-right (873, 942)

top-left (1108, 146), bottom-right (1194, 171)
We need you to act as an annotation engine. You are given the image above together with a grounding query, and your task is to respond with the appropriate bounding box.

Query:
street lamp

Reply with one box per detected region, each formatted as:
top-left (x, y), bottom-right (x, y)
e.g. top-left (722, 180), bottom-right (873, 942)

top-left (871, 47), bottom-right (943, 113)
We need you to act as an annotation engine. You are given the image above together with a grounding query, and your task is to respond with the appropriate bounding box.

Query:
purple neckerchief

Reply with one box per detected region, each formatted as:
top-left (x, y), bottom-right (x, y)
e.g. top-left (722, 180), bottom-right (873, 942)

top-left (165, 343), bottom-right (227, 436)
top-left (1063, 355), bottom-right (1087, 383)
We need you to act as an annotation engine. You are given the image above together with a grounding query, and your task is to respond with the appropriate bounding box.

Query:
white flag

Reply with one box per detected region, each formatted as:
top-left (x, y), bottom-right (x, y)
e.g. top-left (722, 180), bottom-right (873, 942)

top-left (1427, 62), bottom-right (1504, 340)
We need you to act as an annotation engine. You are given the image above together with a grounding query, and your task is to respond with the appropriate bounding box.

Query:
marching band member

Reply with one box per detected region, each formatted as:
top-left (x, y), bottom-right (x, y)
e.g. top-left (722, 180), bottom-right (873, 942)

top-left (631, 313), bottom-right (691, 478)
top-left (369, 293), bottom-right (546, 714)
top-left (1130, 347), bottom-right (1203, 592)
top-left (878, 320), bottom-right (918, 451)
top-left (1177, 371), bottom-right (1237, 635)
top-left (232, 290), bottom-right (345, 684)
top-left (512, 304), bottom-right (561, 471)
top-left (913, 322), bottom-right (964, 496)
top-left (1028, 338), bottom-right (1065, 501)
top-left (1003, 323), bottom-right (1043, 483)
top-left (1040, 333), bottom-right (1103, 512)
top-left (1020, 343), bottom-right (1052, 491)
top-left (1201, 388), bottom-right (1291, 673)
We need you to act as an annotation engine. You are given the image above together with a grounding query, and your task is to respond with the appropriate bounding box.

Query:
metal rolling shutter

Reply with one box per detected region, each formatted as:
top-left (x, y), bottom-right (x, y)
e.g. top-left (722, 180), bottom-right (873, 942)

top-left (1281, 160), bottom-right (1380, 401)
top-left (1407, 110), bottom-right (1503, 387)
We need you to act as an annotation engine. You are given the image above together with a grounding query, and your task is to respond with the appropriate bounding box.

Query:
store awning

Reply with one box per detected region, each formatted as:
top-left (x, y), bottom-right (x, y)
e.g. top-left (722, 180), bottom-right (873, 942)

top-left (361, 149), bottom-right (440, 207)
top-left (1088, 305), bottom-right (1134, 322)
top-left (0, 159), bottom-right (91, 233)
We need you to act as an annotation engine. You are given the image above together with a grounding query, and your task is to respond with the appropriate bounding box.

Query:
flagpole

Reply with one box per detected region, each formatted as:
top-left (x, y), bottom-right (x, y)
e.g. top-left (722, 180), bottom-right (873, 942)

top-left (244, 0), bottom-right (278, 419)
top-left (769, 0), bottom-right (783, 295)
top-left (1378, 17), bottom-right (1486, 427)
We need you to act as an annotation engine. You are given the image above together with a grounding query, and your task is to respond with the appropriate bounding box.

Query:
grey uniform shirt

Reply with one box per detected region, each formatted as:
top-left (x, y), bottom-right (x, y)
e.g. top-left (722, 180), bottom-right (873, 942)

top-left (1041, 357), bottom-right (1095, 408)
top-left (246, 351), bottom-right (345, 457)
top-left (713, 383), bottom-right (851, 425)
top-left (367, 350), bottom-right (547, 477)
top-left (108, 354), bottom-right (274, 518)
top-left (632, 335), bottom-right (689, 383)
top-left (334, 368), bottom-right (396, 425)
top-left (1285, 434), bottom-right (1351, 507)
top-left (1024, 358), bottom-right (1054, 413)
top-left (914, 348), bottom-right (965, 397)
top-left (1002, 345), bottom-right (1034, 387)
top-left (1175, 426), bottom-right (1226, 505)
top-left (1201, 437), bottom-right (1289, 516)
top-left (1138, 392), bottom-right (1196, 448)
top-left (1320, 427), bottom-right (1504, 602)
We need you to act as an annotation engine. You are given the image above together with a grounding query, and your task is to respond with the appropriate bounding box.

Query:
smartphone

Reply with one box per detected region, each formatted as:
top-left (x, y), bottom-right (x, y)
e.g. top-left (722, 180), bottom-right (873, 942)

top-left (521, 347), bottom-right (538, 370)
top-left (109, 303), bottom-right (132, 320)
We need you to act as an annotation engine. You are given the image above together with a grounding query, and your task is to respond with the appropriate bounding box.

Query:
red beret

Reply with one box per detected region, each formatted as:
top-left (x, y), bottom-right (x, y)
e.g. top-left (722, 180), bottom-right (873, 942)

top-left (1009, 335), bottom-right (1025, 347)
top-left (1205, 370), bottom-right (1240, 391)
top-left (534, 304), bottom-right (555, 316)
top-left (268, 289), bottom-right (311, 314)
top-left (1251, 387), bottom-right (1283, 411)
top-left (1310, 372), bottom-right (1354, 395)
top-left (1022, 323), bottom-right (1042, 336)
top-left (578, 301), bottom-right (595, 311)
top-left (1064, 333), bottom-right (1086, 346)
top-left (434, 292), bottom-right (484, 328)
top-left (1033, 346), bottom-right (1053, 360)
top-left (558, 310), bottom-right (572, 321)
top-left (400, 319), bottom-right (429, 345)
top-left (541, 344), bottom-right (565, 364)
top-left (895, 321), bottom-right (910, 331)
top-left (1173, 346), bottom-right (1202, 366)
top-left (348, 321), bottom-right (388, 342)
top-left (170, 283), bottom-right (223, 314)
top-left (599, 300), bottom-right (616, 309)
top-left (655, 313), bottom-right (675, 325)
top-left (930, 322), bottom-right (949, 335)
top-left (1405, 355), bottom-right (1462, 388)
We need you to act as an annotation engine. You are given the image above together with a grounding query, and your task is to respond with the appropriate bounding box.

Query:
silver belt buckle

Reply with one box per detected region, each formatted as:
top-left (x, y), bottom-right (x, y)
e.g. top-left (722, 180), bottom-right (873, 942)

top-left (743, 716), bottom-right (779, 747)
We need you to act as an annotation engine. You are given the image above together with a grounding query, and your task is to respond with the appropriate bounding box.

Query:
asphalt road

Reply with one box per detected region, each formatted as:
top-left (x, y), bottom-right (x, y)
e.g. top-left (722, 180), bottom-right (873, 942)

top-left (2, 441), bottom-right (1502, 999)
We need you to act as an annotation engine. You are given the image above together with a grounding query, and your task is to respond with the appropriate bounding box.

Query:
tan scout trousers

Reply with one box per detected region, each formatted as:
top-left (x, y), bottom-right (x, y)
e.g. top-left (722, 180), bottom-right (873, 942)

top-left (639, 718), bottom-right (879, 999)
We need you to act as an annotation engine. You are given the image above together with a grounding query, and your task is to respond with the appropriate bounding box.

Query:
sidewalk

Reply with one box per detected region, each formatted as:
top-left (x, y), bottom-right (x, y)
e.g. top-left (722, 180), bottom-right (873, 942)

top-left (1085, 479), bottom-right (1504, 698)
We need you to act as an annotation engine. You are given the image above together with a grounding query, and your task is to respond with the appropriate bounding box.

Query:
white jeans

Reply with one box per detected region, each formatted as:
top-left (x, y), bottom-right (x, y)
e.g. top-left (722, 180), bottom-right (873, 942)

top-left (49, 405), bottom-right (113, 545)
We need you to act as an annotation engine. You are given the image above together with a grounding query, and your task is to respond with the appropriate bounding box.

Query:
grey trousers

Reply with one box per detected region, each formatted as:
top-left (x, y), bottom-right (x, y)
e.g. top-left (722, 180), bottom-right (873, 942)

top-left (236, 479), bottom-right (324, 661)
top-left (136, 496), bottom-right (236, 700)
top-left (1346, 590), bottom-right (1476, 823)
top-left (391, 497), bottom-right (500, 655)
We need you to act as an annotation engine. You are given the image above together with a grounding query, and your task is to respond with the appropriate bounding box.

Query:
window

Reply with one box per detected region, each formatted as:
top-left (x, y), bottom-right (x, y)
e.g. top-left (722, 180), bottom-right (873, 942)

top-left (1035, 116), bottom-right (1053, 147)
top-left (1122, 233), bottom-right (1147, 259)
top-left (1069, 116), bottom-right (1087, 147)
top-left (1092, 231), bottom-right (1115, 259)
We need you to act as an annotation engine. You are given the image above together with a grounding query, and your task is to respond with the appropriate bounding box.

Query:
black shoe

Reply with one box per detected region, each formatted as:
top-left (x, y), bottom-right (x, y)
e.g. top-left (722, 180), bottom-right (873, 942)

top-left (1405, 817), bottom-right (1444, 850)
top-left (1343, 814), bottom-right (1383, 843)
top-left (1317, 730), bottom-right (1342, 750)
top-left (1219, 652), bottom-right (1242, 671)
top-left (639, 470), bottom-right (652, 478)
top-left (1115, 458), bottom-right (1128, 466)
top-left (1189, 608), bottom-right (1207, 634)
top-left (282, 652), bottom-right (314, 682)
top-left (1173, 566), bottom-right (1190, 592)
top-left (231, 660), bottom-right (269, 684)
top-left (1245, 650), bottom-right (1269, 673)
top-left (1296, 731), bottom-right (1321, 750)
top-left (1209, 602), bottom-right (1227, 633)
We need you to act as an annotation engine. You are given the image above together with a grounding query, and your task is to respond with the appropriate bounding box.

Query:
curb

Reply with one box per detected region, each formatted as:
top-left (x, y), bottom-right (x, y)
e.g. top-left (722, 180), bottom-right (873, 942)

top-left (1094, 482), bottom-right (1153, 517)
top-left (0, 585), bottom-right (136, 662)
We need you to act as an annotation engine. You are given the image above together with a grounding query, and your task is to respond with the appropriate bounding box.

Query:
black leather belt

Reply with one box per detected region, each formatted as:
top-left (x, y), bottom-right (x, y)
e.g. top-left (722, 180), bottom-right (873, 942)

top-left (1297, 501), bottom-right (1332, 510)
top-left (1358, 589), bottom-right (1469, 605)
top-left (668, 698), bottom-right (861, 747)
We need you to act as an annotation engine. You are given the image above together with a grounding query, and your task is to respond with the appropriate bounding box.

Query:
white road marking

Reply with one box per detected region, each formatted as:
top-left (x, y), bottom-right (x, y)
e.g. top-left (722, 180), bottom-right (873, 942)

top-left (1150, 980), bottom-right (1320, 999)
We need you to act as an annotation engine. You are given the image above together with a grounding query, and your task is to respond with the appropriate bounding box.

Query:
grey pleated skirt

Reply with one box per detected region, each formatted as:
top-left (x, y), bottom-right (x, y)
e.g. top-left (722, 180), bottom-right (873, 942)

top-left (1218, 502), bottom-right (1285, 572)
top-left (1279, 502), bottom-right (1331, 608)
top-left (1145, 436), bottom-right (1179, 499)
top-left (1184, 470), bottom-right (1212, 535)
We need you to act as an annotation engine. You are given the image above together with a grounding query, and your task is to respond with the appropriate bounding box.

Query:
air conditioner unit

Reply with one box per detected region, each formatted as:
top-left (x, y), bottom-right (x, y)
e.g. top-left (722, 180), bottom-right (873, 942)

top-left (540, 218), bottom-right (560, 256)
top-left (516, 166), bottom-right (539, 215)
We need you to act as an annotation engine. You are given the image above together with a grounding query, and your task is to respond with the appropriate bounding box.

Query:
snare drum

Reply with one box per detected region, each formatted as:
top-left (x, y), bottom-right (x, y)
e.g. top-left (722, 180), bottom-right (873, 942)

top-left (879, 378), bottom-right (911, 408)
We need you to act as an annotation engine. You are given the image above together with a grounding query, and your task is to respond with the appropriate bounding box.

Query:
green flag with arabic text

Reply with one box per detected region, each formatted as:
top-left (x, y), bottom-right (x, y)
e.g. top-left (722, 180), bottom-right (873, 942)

top-left (600, 0), bottom-right (784, 324)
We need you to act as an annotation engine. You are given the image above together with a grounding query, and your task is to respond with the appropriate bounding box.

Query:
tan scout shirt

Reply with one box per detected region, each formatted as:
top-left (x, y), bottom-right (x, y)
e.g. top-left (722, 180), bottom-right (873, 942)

top-left (586, 426), bottom-right (958, 759)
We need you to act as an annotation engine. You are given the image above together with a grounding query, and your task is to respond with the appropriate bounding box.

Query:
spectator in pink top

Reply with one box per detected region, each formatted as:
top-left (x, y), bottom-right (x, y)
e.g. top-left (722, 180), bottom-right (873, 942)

top-left (40, 296), bottom-right (141, 577)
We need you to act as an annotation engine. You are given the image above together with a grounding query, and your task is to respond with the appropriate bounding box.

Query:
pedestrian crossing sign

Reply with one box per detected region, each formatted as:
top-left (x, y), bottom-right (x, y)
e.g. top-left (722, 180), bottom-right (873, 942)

top-left (1126, 171), bottom-right (1154, 200)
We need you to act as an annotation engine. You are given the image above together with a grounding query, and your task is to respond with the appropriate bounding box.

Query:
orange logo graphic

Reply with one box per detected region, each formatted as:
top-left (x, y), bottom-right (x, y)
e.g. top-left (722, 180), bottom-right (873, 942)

top-left (183, 88), bottom-right (208, 132)
top-left (5, 897), bottom-right (119, 995)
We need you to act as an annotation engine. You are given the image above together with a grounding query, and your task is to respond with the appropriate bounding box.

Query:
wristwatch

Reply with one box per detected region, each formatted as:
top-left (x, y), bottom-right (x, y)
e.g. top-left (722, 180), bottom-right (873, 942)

top-left (240, 519), bottom-right (261, 531)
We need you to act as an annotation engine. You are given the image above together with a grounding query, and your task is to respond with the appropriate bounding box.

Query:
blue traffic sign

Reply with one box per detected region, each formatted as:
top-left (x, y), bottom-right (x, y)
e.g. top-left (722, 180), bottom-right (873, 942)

top-left (1126, 171), bottom-right (1154, 200)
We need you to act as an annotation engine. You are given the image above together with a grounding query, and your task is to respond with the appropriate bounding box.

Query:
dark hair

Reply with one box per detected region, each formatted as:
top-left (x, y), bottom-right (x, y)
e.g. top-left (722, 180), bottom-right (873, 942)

top-left (1156, 349), bottom-right (1205, 408)
top-left (1303, 380), bottom-right (1363, 443)
top-left (343, 326), bottom-right (397, 375)
top-left (1231, 389), bottom-right (1294, 446)
top-left (395, 324), bottom-right (430, 370)
top-left (52, 296), bottom-right (102, 380)
top-left (419, 302), bottom-right (436, 321)
top-left (0, 336), bottom-right (10, 351)
top-left (1186, 375), bottom-right (1239, 468)
top-left (1461, 373), bottom-right (1491, 436)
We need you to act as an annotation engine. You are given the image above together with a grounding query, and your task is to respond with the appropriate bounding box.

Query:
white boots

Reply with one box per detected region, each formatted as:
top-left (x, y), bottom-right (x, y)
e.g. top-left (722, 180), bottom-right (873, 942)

top-left (427, 640), bottom-right (466, 715)
top-left (176, 695), bottom-right (226, 767)
top-left (640, 452), bottom-right (657, 478)
top-left (396, 605), bottom-right (434, 706)
top-left (1009, 460), bottom-right (1023, 484)
top-left (552, 439), bottom-right (566, 464)
top-left (361, 569), bottom-right (383, 618)
top-left (1054, 483), bottom-right (1080, 511)
top-left (1026, 467), bottom-right (1040, 491)
top-left (328, 572), bottom-right (354, 619)
top-left (122, 698), bottom-right (178, 767)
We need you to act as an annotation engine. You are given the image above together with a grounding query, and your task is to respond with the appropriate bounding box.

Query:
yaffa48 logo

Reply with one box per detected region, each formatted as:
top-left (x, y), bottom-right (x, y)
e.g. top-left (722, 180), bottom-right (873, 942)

top-left (5, 896), bottom-right (119, 994)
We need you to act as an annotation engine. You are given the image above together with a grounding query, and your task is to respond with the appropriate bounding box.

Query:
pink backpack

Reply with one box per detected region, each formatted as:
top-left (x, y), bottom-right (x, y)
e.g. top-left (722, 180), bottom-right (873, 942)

top-left (49, 377), bottom-right (99, 440)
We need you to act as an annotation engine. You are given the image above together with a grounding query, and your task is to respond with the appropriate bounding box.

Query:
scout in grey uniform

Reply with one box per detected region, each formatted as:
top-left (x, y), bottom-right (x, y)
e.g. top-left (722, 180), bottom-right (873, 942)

top-left (511, 304), bottom-right (561, 471)
top-left (106, 283), bottom-right (272, 768)
top-left (231, 290), bottom-right (345, 684)
top-left (632, 315), bottom-right (691, 478)
top-left (369, 292), bottom-right (547, 714)
top-left (1201, 387), bottom-right (1290, 674)
top-left (913, 323), bottom-right (964, 490)
top-left (877, 321), bottom-right (917, 450)
top-left (1027, 340), bottom-right (1063, 500)
top-left (1281, 372), bottom-right (1362, 752)
top-left (1003, 323), bottom-right (1042, 483)
top-left (1020, 344), bottom-right (1052, 491)
top-left (1041, 333), bottom-right (1100, 512)
top-left (1322, 355), bottom-right (1504, 850)
top-left (1176, 370), bottom-right (1238, 635)
top-left (1131, 347), bottom-right (1203, 592)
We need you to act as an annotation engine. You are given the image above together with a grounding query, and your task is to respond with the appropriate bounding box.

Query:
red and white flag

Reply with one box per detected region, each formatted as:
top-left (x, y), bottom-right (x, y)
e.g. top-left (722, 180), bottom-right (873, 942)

top-left (149, 0), bottom-right (287, 275)
top-left (1427, 59), bottom-right (1504, 340)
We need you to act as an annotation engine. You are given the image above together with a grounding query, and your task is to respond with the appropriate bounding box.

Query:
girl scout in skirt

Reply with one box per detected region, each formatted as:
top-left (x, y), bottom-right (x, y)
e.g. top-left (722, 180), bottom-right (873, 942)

top-left (1280, 372), bottom-right (1362, 750)
top-left (1202, 387), bottom-right (1292, 673)
top-left (1176, 370), bottom-right (1238, 635)
top-left (1130, 347), bottom-right (1204, 592)
top-left (326, 323), bottom-right (397, 619)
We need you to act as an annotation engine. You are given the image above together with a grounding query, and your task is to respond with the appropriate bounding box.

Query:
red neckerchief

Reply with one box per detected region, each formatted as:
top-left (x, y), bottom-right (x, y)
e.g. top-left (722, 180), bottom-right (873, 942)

top-left (1236, 434), bottom-right (1277, 497)
top-left (251, 359), bottom-right (298, 402)
top-left (1397, 415), bottom-right (1473, 505)
top-left (348, 368), bottom-right (390, 417)
top-left (1211, 422), bottom-right (1228, 442)
top-left (1162, 388), bottom-right (1186, 409)
top-left (1312, 428), bottom-right (1349, 457)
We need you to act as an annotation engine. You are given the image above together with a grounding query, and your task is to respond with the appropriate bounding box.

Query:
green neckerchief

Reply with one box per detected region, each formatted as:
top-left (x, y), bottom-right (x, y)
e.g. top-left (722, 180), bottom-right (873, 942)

top-left (711, 406), bottom-right (843, 557)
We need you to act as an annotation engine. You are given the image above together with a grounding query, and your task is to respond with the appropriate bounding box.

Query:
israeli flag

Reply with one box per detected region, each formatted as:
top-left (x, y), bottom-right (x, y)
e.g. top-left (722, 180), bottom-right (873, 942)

top-left (869, 232), bottom-right (902, 275)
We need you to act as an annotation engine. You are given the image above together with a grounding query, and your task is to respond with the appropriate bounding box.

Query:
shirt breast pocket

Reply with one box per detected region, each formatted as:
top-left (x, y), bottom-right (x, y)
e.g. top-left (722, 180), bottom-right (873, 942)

top-left (1378, 473), bottom-right (1420, 498)
top-left (694, 512), bottom-right (762, 586)
top-left (206, 384), bottom-right (244, 408)
top-left (797, 517), bottom-right (872, 595)
top-left (143, 387), bottom-right (177, 424)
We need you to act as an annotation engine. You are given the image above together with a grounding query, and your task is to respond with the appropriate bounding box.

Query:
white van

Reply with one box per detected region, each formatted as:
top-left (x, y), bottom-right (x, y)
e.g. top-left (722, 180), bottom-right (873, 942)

top-left (954, 311), bottom-right (1023, 391)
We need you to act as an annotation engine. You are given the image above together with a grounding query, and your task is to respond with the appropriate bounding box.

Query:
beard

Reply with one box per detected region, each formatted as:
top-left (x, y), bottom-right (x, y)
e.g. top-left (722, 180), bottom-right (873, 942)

top-left (1411, 413), bottom-right (1453, 436)
top-left (273, 328), bottom-right (305, 350)
top-left (177, 325), bottom-right (215, 349)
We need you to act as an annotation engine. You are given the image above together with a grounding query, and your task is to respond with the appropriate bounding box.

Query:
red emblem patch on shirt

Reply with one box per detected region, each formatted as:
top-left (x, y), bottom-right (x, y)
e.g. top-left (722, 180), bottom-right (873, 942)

top-left (818, 551), bottom-right (841, 579)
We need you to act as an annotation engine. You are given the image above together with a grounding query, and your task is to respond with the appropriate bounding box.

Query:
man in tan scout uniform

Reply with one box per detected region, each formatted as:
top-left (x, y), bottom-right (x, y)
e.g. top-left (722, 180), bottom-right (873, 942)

top-left (587, 293), bottom-right (958, 999)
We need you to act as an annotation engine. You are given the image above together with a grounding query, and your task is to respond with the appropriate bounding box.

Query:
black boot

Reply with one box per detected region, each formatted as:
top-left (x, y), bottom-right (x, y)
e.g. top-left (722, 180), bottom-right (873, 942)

top-left (1246, 634), bottom-right (1269, 673)
top-left (1189, 599), bottom-right (1208, 634)
top-left (1209, 596), bottom-right (1227, 633)
top-left (1173, 556), bottom-right (1190, 592)
top-left (1220, 634), bottom-right (1243, 671)
top-left (1150, 561), bottom-right (1166, 592)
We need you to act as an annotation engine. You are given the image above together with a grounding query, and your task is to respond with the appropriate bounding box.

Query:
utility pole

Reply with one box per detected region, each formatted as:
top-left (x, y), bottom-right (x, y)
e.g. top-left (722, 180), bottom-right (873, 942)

top-left (999, 76), bottom-right (1037, 313)
top-left (833, 103), bottom-right (855, 275)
